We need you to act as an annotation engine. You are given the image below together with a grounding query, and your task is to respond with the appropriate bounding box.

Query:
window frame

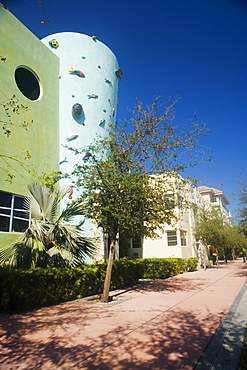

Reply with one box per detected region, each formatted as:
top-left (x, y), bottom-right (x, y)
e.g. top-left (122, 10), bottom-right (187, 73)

top-left (0, 191), bottom-right (30, 233)
top-left (164, 194), bottom-right (176, 209)
top-left (14, 66), bottom-right (42, 101)
top-left (177, 195), bottom-right (183, 210)
top-left (180, 230), bottom-right (187, 246)
top-left (132, 237), bottom-right (142, 249)
top-left (167, 230), bottom-right (177, 246)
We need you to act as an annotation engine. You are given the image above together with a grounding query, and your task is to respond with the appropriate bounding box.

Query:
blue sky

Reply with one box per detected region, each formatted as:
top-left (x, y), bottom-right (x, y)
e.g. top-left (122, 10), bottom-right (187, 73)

top-left (4, 0), bottom-right (247, 218)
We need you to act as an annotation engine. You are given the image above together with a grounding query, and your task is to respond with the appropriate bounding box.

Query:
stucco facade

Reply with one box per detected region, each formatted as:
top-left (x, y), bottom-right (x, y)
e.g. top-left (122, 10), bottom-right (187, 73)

top-left (0, 6), bottom-right (231, 265)
top-left (41, 32), bottom-right (119, 240)
top-left (127, 176), bottom-right (204, 260)
top-left (0, 7), bottom-right (120, 252)
top-left (198, 186), bottom-right (231, 218)
top-left (127, 179), bottom-right (231, 264)
top-left (0, 6), bottom-right (59, 247)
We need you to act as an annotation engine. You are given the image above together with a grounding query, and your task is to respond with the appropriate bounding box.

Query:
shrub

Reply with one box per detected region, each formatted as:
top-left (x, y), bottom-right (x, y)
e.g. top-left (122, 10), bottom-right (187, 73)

top-left (140, 257), bottom-right (197, 279)
top-left (186, 257), bottom-right (198, 271)
top-left (0, 265), bottom-right (104, 313)
top-left (110, 258), bottom-right (145, 289)
top-left (0, 257), bottom-right (197, 313)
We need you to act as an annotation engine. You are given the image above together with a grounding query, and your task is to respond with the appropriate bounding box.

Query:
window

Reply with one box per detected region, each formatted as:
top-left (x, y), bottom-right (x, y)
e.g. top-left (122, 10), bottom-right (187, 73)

top-left (15, 66), bottom-right (41, 101)
top-left (167, 231), bottom-right (177, 246)
top-left (0, 191), bottom-right (29, 232)
top-left (132, 237), bottom-right (142, 249)
top-left (133, 252), bottom-right (140, 258)
top-left (164, 194), bottom-right (175, 209)
top-left (180, 231), bottom-right (187, 246)
top-left (177, 195), bottom-right (183, 210)
top-left (211, 197), bottom-right (217, 203)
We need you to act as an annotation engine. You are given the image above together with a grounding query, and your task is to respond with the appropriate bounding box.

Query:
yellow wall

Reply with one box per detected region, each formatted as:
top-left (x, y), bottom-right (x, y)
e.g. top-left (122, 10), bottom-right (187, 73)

top-left (0, 6), bottom-right (60, 247)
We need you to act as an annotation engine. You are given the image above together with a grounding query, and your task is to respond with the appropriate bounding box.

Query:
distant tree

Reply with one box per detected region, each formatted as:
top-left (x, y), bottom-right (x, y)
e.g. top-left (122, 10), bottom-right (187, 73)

top-left (194, 207), bottom-right (247, 264)
top-left (225, 225), bottom-right (247, 260)
top-left (68, 96), bottom-right (211, 302)
top-left (0, 183), bottom-right (97, 269)
top-left (236, 179), bottom-right (247, 261)
top-left (238, 179), bottom-right (247, 236)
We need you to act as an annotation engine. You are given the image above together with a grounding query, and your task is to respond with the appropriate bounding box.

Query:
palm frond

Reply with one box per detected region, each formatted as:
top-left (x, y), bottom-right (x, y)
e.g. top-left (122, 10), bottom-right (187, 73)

top-left (27, 183), bottom-right (67, 221)
top-left (0, 243), bottom-right (15, 264)
top-left (22, 234), bottom-right (48, 268)
top-left (0, 231), bottom-right (28, 264)
top-left (47, 244), bottom-right (93, 267)
top-left (3, 231), bottom-right (48, 269)
top-left (23, 194), bottom-right (42, 220)
top-left (1, 183), bottom-right (96, 269)
top-left (9, 243), bottom-right (32, 269)
top-left (47, 222), bottom-right (97, 263)
top-left (56, 200), bottom-right (85, 224)
top-left (29, 218), bottom-right (50, 244)
top-left (47, 246), bottom-right (76, 267)
top-left (76, 234), bottom-right (98, 260)
top-left (8, 240), bottom-right (47, 269)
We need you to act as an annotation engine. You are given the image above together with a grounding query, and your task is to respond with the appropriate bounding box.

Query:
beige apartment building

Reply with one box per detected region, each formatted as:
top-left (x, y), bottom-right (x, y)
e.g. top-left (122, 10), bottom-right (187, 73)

top-left (126, 179), bottom-right (230, 265)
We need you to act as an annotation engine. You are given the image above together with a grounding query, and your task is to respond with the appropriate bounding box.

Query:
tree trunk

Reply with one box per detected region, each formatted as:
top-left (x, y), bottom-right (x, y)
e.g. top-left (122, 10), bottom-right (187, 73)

top-left (224, 249), bottom-right (227, 263)
top-left (101, 240), bottom-right (115, 303)
top-left (203, 244), bottom-right (207, 270)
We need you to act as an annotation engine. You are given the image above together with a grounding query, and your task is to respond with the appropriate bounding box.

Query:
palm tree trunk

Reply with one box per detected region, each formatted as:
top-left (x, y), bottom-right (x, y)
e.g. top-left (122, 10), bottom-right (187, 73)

top-left (101, 240), bottom-right (115, 302)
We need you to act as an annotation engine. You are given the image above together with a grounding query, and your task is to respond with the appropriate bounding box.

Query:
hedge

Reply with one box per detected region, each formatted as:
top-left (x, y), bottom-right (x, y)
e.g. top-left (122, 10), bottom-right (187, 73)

top-left (0, 257), bottom-right (197, 313)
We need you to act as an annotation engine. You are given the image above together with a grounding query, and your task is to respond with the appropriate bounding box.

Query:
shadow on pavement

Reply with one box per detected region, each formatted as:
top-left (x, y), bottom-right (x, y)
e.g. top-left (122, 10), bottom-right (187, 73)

top-left (0, 306), bottom-right (224, 370)
top-left (0, 260), bottom-right (246, 370)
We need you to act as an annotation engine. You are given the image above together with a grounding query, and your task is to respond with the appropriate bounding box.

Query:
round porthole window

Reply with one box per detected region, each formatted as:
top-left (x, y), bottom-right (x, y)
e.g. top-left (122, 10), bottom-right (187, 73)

top-left (14, 67), bottom-right (41, 101)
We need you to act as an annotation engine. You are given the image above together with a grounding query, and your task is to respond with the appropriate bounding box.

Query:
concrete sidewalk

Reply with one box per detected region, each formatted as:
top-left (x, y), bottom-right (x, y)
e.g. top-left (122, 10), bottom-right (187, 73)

top-left (0, 260), bottom-right (247, 370)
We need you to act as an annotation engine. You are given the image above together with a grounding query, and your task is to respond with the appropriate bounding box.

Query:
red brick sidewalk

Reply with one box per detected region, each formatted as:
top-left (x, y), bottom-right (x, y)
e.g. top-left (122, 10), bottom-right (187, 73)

top-left (0, 260), bottom-right (247, 370)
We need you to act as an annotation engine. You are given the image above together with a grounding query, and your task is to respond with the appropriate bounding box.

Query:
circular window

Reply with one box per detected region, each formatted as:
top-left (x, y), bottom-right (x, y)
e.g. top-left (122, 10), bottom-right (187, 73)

top-left (14, 67), bottom-right (41, 101)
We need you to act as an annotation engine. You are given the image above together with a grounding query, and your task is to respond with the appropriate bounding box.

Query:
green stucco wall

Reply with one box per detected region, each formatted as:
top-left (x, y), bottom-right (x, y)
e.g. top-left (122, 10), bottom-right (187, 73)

top-left (0, 6), bottom-right (60, 247)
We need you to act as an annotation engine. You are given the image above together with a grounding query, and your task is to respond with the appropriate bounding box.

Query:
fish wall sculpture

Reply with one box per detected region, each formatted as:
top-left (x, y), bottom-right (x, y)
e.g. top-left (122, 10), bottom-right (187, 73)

top-left (72, 103), bottom-right (83, 119)
top-left (69, 67), bottom-right (85, 78)
top-left (67, 135), bottom-right (79, 142)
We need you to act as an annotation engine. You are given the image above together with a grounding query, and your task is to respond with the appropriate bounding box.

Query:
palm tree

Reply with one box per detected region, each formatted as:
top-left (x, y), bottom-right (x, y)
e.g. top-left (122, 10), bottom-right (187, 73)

top-left (0, 183), bottom-right (97, 269)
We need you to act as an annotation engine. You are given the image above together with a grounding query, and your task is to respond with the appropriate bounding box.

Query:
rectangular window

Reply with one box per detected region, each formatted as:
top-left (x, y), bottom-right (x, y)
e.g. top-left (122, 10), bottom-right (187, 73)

top-left (0, 191), bottom-right (29, 233)
top-left (177, 195), bottom-right (183, 210)
top-left (167, 230), bottom-right (177, 246)
top-left (133, 252), bottom-right (140, 258)
top-left (180, 230), bottom-right (187, 246)
top-left (164, 194), bottom-right (175, 209)
top-left (132, 237), bottom-right (142, 249)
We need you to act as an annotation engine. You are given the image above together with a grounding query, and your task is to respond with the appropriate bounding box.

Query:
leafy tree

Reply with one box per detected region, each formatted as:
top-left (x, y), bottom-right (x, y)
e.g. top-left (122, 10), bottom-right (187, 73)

top-left (193, 206), bottom-right (247, 264)
top-left (0, 183), bottom-right (97, 269)
top-left (225, 225), bottom-right (247, 260)
top-left (238, 179), bottom-right (247, 236)
top-left (68, 96), bottom-right (211, 302)
top-left (235, 179), bottom-right (247, 260)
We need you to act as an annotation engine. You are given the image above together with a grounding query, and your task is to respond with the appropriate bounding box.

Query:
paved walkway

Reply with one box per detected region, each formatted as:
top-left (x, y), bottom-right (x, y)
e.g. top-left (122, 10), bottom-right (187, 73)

top-left (0, 260), bottom-right (247, 370)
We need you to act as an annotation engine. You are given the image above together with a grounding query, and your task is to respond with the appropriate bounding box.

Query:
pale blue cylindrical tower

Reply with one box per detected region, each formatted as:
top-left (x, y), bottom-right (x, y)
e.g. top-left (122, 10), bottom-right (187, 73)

top-left (42, 32), bottom-right (119, 251)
